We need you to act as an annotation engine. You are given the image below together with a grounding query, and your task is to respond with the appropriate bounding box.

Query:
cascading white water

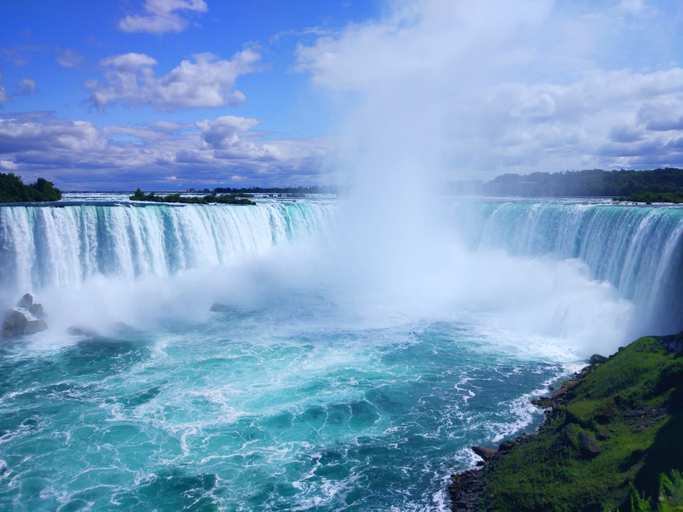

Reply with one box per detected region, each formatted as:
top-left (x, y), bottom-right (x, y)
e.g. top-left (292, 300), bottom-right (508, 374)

top-left (2, 196), bottom-right (683, 511)
top-left (453, 200), bottom-right (683, 335)
top-left (0, 202), bottom-right (334, 297)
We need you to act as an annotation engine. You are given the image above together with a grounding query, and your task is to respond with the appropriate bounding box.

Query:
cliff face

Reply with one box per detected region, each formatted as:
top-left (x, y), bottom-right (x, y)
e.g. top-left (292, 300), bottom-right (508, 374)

top-left (451, 335), bottom-right (683, 512)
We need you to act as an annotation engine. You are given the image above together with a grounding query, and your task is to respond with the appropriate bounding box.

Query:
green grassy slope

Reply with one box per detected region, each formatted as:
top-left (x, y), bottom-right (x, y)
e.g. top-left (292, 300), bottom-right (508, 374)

top-left (482, 336), bottom-right (683, 512)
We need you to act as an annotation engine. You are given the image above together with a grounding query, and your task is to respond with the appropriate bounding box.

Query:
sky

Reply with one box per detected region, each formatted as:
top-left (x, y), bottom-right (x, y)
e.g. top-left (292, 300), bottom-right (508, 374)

top-left (1, 0), bottom-right (683, 190)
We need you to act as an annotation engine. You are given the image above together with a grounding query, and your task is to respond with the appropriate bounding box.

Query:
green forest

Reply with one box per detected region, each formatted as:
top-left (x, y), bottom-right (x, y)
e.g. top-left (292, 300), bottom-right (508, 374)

top-left (454, 168), bottom-right (683, 201)
top-left (0, 173), bottom-right (62, 203)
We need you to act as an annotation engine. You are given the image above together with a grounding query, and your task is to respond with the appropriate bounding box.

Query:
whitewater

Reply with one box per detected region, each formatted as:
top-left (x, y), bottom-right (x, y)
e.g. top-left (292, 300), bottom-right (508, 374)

top-left (1, 194), bottom-right (682, 511)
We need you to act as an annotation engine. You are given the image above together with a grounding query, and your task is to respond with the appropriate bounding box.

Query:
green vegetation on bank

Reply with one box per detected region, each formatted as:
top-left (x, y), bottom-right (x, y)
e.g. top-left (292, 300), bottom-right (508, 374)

top-left (0, 172), bottom-right (62, 203)
top-left (129, 189), bottom-right (256, 205)
top-left (614, 191), bottom-right (683, 204)
top-left (480, 335), bottom-right (683, 512)
top-left (631, 470), bottom-right (683, 511)
top-left (452, 168), bottom-right (683, 202)
top-left (212, 185), bottom-right (336, 195)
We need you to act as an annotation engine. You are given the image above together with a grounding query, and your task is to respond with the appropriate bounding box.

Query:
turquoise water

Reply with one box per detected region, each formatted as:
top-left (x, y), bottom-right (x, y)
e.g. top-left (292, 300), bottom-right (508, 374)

top-left (1, 196), bottom-right (682, 510)
top-left (0, 300), bottom-right (572, 511)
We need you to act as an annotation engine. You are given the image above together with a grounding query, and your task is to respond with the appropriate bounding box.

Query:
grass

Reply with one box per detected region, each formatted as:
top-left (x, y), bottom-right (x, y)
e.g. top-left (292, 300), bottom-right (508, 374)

top-left (481, 336), bottom-right (683, 512)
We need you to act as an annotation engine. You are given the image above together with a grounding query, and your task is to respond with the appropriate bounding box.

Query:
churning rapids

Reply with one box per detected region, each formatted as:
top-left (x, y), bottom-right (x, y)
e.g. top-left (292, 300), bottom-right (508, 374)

top-left (1, 194), bottom-right (682, 511)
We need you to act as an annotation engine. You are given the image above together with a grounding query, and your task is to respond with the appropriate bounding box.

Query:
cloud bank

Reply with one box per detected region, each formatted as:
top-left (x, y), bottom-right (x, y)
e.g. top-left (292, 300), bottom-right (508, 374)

top-left (0, 112), bottom-right (329, 189)
top-left (296, 0), bottom-right (683, 178)
top-left (86, 50), bottom-right (260, 111)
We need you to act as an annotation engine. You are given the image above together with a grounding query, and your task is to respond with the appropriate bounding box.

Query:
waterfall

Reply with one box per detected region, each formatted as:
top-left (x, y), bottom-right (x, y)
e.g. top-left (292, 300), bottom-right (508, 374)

top-left (454, 201), bottom-right (683, 335)
top-left (0, 202), bottom-right (334, 295)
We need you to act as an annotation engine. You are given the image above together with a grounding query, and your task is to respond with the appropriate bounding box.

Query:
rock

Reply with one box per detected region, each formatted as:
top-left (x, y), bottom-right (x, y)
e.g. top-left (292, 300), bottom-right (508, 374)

top-left (531, 397), bottom-right (553, 408)
top-left (578, 432), bottom-right (601, 458)
top-left (16, 293), bottom-right (33, 308)
top-left (589, 354), bottom-right (608, 365)
top-left (498, 440), bottom-right (515, 452)
top-left (472, 446), bottom-right (498, 461)
top-left (25, 320), bottom-right (47, 335)
top-left (210, 303), bottom-right (231, 312)
top-left (67, 326), bottom-right (98, 337)
top-left (2, 309), bottom-right (48, 339)
top-left (449, 468), bottom-right (485, 512)
top-left (28, 303), bottom-right (45, 319)
top-left (552, 380), bottom-right (577, 398)
top-left (2, 310), bottom-right (28, 339)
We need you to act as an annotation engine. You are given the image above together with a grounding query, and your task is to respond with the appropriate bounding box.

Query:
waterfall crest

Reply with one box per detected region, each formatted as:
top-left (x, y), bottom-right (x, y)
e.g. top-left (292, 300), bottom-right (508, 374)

top-left (455, 201), bottom-right (683, 334)
top-left (0, 202), bottom-right (333, 294)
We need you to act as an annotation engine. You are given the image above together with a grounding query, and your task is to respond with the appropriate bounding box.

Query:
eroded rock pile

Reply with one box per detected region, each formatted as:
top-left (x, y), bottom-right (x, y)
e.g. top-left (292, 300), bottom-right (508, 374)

top-left (1, 293), bottom-right (48, 339)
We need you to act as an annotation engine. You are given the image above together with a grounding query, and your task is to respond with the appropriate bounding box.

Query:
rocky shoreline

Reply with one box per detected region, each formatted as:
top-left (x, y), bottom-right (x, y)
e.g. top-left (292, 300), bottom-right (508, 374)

top-left (448, 337), bottom-right (683, 511)
top-left (448, 366), bottom-right (590, 512)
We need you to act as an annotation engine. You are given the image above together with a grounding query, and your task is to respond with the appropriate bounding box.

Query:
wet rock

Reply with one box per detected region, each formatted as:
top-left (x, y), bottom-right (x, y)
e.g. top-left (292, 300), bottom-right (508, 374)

top-left (25, 320), bottom-right (47, 335)
top-left (589, 354), bottom-right (608, 365)
top-left (67, 326), bottom-right (99, 337)
top-left (531, 397), bottom-right (553, 408)
top-left (2, 310), bottom-right (28, 339)
top-left (578, 432), bottom-right (601, 458)
top-left (16, 293), bottom-right (33, 308)
top-left (449, 468), bottom-right (484, 512)
top-left (552, 380), bottom-right (577, 398)
top-left (2, 306), bottom-right (47, 339)
top-left (472, 446), bottom-right (498, 461)
top-left (28, 303), bottom-right (45, 319)
top-left (499, 440), bottom-right (515, 452)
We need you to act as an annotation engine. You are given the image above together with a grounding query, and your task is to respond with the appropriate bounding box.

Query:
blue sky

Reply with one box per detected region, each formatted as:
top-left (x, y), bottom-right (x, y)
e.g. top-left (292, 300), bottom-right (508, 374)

top-left (1, 0), bottom-right (683, 190)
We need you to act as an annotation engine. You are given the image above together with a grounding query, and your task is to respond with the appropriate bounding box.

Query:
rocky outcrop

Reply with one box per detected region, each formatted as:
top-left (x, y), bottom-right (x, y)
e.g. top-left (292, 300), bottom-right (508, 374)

top-left (589, 353), bottom-right (608, 364)
top-left (578, 432), bottom-right (601, 458)
top-left (471, 446), bottom-right (498, 461)
top-left (1, 293), bottom-right (48, 339)
top-left (660, 332), bottom-right (683, 352)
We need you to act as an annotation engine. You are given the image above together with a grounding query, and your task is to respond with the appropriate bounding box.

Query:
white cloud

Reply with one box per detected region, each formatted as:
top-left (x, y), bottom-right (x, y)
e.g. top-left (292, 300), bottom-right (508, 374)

top-left (0, 86), bottom-right (9, 103)
top-left (100, 53), bottom-right (158, 70)
top-left (0, 113), bottom-right (330, 188)
top-left (17, 78), bottom-right (37, 95)
top-left (119, 0), bottom-right (208, 34)
top-left (87, 50), bottom-right (259, 111)
top-left (296, 0), bottom-right (683, 177)
top-left (196, 115), bottom-right (261, 149)
top-left (56, 48), bottom-right (84, 68)
top-left (0, 114), bottom-right (102, 154)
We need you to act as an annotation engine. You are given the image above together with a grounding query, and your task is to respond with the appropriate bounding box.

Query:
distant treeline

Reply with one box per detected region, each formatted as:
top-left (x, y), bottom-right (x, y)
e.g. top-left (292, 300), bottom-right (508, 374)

top-left (130, 189), bottom-right (255, 205)
top-left (0, 172), bottom-right (62, 203)
top-left (212, 185), bottom-right (337, 195)
top-left (451, 168), bottom-right (683, 199)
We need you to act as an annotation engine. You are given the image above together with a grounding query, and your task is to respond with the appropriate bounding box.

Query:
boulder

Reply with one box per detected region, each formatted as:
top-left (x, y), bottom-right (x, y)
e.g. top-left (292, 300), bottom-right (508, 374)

top-left (25, 320), bottom-right (47, 335)
top-left (2, 310), bottom-right (28, 339)
top-left (589, 354), bottom-right (608, 365)
top-left (28, 303), bottom-right (45, 319)
top-left (471, 445), bottom-right (498, 461)
top-left (498, 440), bottom-right (515, 452)
top-left (578, 432), bottom-right (601, 458)
top-left (16, 293), bottom-right (33, 308)
top-left (67, 326), bottom-right (98, 337)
